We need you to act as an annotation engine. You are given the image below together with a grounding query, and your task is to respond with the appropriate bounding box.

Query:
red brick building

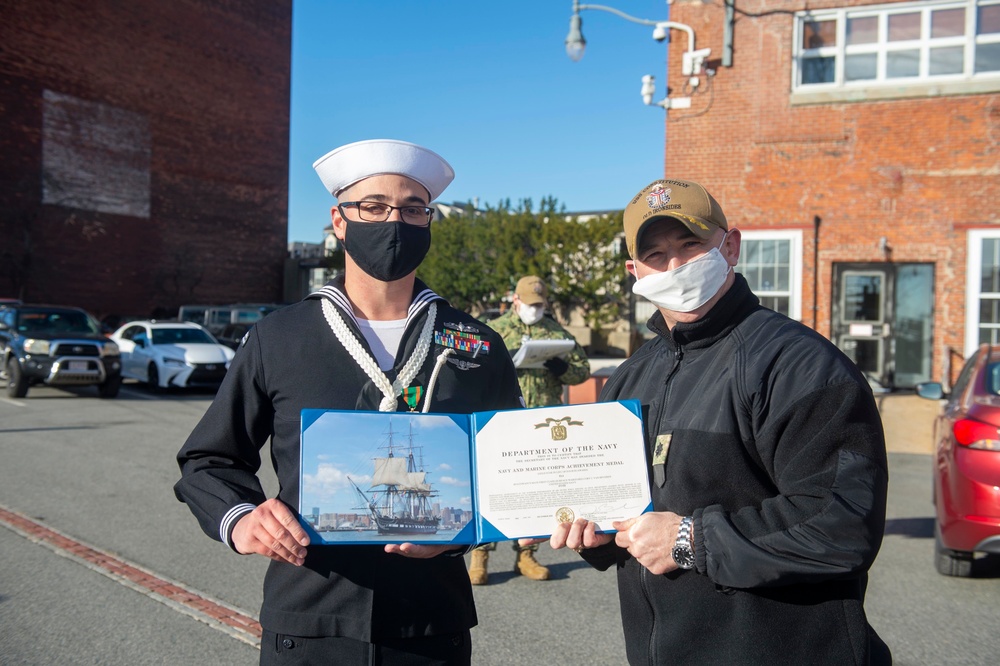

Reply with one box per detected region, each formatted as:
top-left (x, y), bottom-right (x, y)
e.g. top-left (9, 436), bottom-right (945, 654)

top-left (0, 0), bottom-right (291, 321)
top-left (659, 0), bottom-right (1000, 388)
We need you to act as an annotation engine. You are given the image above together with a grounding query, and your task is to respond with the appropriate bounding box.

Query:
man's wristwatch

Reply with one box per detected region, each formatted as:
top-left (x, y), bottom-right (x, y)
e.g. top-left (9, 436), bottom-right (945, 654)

top-left (671, 516), bottom-right (695, 570)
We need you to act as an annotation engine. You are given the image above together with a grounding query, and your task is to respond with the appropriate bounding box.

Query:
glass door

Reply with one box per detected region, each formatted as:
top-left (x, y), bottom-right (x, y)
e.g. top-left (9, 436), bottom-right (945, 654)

top-left (837, 269), bottom-right (888, 386)
top-left (831, 263), bottom-right (934, 390)
top-left (892, 264), bottom-right (934, 387)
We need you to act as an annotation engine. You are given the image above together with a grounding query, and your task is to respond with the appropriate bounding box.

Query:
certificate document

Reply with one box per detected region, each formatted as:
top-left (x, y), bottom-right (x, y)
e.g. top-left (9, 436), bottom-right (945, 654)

top-left (298, 401), bottom-right (651, 545)
top-left (474, 401), bottom-right (650, 541)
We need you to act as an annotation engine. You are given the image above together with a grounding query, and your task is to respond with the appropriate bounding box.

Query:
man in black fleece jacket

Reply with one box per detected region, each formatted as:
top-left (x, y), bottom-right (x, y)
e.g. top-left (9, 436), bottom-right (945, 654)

top-left (546, 178), bottom-right (891, 665)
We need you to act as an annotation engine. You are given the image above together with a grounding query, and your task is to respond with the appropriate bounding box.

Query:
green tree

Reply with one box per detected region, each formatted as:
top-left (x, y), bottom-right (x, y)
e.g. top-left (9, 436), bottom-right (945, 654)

top-left (419, 198), bottom-right (628, 327)
top-left (542, 209), bottom-right (627, 329)
top-left (417, 203), bottom-right (504, 314)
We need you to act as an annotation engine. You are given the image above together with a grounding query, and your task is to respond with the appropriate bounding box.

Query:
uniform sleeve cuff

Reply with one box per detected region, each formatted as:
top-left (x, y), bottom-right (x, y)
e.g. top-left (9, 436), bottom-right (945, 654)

top-left (692, 508), bottom-right (707, 574)
top-left (221, 503), bottom-right (257, 551)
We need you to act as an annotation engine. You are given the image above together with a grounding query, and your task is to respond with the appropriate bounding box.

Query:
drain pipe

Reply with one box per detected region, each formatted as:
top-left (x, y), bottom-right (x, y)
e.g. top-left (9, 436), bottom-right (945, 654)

top-left (812, 215), bottom-right (821, 331)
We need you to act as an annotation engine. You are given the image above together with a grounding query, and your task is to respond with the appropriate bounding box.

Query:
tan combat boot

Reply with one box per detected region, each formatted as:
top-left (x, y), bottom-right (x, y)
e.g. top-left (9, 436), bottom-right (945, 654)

top-left (468, 549), bottom-right (489, 585)
top-left (514, 548), bottom-right (550, 581)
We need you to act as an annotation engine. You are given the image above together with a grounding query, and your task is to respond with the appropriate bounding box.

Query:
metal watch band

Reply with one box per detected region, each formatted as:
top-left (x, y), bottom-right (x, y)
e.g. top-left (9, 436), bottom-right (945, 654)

top-left (671, 515), bottom-right (695, 570)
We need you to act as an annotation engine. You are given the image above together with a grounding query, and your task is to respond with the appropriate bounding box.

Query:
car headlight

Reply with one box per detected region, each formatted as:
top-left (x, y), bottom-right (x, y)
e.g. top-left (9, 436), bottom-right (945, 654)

top-left (162, 357), bottom-right (188, 367)
top-left (101, 341), bottom-right (120, 357)
top-left (23, 339), bottom-right (50, 355)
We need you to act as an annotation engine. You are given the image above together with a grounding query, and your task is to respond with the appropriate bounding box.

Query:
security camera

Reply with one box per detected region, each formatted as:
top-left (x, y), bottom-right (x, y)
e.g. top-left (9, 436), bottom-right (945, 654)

top-left (682, 47), bottom-right (712, 76)
top-left (641, 74), bottom-right (656, 105)
top-left (652, 24), bottom-right (668, 42)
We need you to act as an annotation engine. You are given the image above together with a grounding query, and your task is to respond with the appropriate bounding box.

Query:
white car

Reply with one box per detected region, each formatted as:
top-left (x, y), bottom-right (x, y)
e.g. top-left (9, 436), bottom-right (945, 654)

top-left (110, 320), bottom-right (235, 390)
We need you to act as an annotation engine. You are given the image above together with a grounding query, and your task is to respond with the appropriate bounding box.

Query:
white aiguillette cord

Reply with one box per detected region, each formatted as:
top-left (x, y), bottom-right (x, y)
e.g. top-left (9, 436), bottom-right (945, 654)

top-left (321, 299), bottom-right (454, 413)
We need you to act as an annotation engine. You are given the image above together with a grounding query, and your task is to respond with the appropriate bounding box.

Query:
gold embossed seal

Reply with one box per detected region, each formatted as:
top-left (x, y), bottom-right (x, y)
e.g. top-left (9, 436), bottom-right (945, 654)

top-left (555, 506), bottom-right (575, 523)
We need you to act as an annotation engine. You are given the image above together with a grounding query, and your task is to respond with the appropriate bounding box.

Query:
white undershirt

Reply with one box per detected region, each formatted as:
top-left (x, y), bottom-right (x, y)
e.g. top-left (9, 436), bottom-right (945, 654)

top-left (356, 317), bottom-right (408, 371)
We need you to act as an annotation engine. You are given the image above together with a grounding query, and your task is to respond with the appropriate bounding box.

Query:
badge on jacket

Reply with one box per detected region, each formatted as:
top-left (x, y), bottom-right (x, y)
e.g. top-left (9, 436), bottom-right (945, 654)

top-left (652, 433), bottom-right (672, 487)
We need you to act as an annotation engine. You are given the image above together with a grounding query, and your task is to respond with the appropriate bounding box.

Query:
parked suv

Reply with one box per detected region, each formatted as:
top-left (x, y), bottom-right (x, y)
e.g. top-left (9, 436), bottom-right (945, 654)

top-left (0, 304), bottom-right (122, 398)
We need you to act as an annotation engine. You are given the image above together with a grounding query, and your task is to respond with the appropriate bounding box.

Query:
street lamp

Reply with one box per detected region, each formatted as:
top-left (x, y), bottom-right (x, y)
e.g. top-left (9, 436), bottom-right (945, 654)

top-left (564, 0), bottom-right (710, 109)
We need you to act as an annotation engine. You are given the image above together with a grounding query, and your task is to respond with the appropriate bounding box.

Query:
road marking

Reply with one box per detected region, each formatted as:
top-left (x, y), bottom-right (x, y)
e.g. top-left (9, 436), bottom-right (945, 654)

top-left (0, 503), bottom-right (261, 648)
top-left (0, 397), bottom-right (27, 407)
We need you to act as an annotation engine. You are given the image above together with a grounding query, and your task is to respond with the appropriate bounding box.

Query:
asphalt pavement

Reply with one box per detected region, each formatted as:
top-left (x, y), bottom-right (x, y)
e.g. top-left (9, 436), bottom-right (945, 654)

top-left (3, 385), bottom-right (995, 666)
top-left (1, 526), bottom-right (260, 665)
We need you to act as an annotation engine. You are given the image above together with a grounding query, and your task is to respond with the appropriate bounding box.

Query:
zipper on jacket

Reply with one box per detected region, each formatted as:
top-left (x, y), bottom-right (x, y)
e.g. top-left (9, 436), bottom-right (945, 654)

top-left (645, 344), bottom-right (683, 448)
top-left (670, 346), bottom-right (683, 374)
top-left (662, 345), bottom-right (683, 401)
top-left (640, 342), bottom-right (683, 666)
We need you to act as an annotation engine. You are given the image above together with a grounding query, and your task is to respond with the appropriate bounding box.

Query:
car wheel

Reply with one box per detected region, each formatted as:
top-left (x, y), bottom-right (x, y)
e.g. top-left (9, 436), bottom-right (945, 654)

top-left (147, 363), bottom-right (160, 392)
top-left (98, 375), bottom-right (122, 399)
top-left (935, 525), bottom-right (973, 577)
top-left (6, 357), bottom-right (28, 398)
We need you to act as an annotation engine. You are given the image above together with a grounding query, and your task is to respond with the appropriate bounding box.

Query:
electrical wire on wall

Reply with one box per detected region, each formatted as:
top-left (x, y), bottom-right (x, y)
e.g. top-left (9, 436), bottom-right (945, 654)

top-left (670, 68), bottom-right (716, 121)
top-left (668, 0), bottom-right (802, 121)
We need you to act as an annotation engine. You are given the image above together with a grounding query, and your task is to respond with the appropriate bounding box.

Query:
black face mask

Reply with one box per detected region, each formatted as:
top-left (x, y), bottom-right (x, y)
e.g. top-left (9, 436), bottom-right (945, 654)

top-left (342, 220), bottom-right (431, 282)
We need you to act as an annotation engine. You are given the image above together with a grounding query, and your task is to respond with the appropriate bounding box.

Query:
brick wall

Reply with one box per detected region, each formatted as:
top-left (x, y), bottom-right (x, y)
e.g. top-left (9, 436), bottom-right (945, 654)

top-left (0, 0), bottom-right (291, 321)
top-left (665, 0), bottom-right (1000, 384)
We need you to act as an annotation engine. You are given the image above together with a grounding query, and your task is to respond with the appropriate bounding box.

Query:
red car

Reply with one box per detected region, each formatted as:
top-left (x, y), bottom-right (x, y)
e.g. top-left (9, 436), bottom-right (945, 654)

top-left (918, 343), bottom-right (1000, 577)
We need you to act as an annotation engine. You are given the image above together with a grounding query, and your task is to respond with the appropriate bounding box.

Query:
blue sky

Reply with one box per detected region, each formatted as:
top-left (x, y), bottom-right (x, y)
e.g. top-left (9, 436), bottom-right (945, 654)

top-left (287, 0), bottom-right (680, 243)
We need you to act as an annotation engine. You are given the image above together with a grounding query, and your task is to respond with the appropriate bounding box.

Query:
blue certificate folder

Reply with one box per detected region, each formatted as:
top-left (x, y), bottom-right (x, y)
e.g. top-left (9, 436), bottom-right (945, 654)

top-left (298, 400), bottom-right (652, 546)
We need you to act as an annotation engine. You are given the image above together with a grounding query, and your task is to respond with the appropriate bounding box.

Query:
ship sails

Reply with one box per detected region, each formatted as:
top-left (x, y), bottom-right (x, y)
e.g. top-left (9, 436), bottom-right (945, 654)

top-left (372, 457), bottom-right (432, 493)
top-left (349, 421), bottom-right (440, 536)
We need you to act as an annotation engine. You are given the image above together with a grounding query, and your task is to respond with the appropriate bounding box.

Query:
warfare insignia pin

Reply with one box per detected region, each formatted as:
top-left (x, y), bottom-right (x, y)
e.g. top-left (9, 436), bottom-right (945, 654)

top-left (442, 321), bottom-right (481, 334)
top-left (446, 357), bottom-right (481, 371)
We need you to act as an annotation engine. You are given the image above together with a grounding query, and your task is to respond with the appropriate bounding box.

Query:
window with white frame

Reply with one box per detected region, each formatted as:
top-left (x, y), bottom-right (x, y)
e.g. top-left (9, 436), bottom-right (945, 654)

top-left (966, 230), bottom-right (1000, 354)
top-left (794, 0), bottom-right (1000, 92)
top-left (735, 230), bottom-right (803, 321)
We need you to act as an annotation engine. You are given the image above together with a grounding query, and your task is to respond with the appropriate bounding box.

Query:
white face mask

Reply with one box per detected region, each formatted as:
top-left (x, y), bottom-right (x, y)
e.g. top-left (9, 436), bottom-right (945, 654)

top-left (517, 303), bottom-right (545, 325)
top-left (632, 234), bottom-right (733, 313)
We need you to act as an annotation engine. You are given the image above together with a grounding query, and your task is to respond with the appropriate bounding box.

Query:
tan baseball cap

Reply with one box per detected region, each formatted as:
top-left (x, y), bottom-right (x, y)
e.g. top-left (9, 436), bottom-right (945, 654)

top-left (623, 179), bottom-right (728, 258)
top-left (515, 275), bottom-right (548, 305)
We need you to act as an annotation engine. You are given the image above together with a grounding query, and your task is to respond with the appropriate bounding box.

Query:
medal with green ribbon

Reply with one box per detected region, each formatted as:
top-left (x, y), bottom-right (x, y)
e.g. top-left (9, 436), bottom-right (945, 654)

top-left (402, 385), bottom-right (423, 411)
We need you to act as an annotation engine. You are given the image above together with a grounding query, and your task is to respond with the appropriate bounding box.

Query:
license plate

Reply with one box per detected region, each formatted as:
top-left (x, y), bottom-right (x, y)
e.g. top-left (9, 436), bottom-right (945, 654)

top-left (68, 361), bottom-right (88, 371)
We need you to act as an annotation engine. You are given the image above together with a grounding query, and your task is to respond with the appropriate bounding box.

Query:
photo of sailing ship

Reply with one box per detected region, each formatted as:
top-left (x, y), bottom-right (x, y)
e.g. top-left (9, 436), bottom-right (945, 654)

top-left (300, 411), bottom-right (475, 544)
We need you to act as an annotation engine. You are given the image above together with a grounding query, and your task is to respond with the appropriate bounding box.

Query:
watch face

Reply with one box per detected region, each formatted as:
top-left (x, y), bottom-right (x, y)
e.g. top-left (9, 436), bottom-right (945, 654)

top-left (672, 546), bottom-right (695, 569)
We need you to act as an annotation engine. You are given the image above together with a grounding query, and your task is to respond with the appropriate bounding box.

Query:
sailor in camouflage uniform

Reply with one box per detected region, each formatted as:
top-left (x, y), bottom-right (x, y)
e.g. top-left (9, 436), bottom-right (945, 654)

top-left (468, 275), bottom-right (590, 584)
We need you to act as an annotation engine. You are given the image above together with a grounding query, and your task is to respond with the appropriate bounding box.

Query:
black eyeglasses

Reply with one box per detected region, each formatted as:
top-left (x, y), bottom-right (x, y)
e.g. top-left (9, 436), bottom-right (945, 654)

top-left (338, 201), bottom-right (435, 226)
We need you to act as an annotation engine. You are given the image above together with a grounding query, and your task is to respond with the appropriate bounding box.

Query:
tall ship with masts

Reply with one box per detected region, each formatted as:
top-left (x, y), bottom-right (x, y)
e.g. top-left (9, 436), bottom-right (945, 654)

top-left (349, 421), bottom-right (440, 536)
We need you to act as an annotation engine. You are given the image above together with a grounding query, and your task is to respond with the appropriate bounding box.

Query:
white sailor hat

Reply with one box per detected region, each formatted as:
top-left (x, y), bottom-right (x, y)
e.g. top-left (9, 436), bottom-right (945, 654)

top-left (312, 139), bottom-right (455, 201)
